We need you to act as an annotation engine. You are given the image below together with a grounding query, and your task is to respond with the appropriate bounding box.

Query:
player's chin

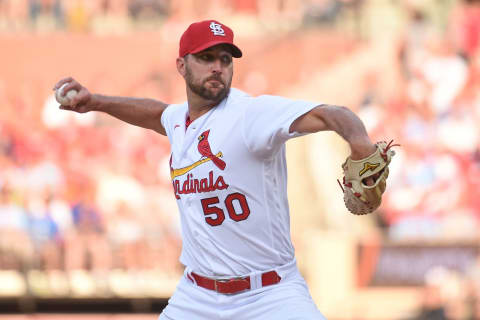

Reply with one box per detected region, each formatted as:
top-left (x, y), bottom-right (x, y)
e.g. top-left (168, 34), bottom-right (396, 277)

top-left (204, 86), bottom-right (228, 101)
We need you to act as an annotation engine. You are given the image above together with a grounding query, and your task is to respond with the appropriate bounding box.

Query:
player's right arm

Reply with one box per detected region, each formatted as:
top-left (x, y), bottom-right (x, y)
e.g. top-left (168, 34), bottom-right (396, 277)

top-left (53, 77), bottom-right (168, 136)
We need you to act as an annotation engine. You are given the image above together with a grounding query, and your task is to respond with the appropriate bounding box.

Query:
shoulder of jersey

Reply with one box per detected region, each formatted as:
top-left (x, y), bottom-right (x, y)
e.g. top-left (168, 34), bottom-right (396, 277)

top-left (164, 101), bottom-right (187, 116)
top-left (228, 88), bottom-right (254, 108)
top-left (230, 87), bottom-right (250, 99)
top-left (166, 101), bottom-right (188, 110)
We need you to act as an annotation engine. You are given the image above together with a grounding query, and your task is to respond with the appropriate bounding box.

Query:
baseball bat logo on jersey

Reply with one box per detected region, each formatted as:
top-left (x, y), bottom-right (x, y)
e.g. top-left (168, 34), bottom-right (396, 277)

top-left (170, 129), bottom-right (229, 199)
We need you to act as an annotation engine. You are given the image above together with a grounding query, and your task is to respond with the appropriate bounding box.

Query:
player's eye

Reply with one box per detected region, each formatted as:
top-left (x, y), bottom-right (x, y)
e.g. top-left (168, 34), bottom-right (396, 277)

top-left (199, 53), bottom-right (214, 62)
top-left (220, 55), bottom-right (232, 65)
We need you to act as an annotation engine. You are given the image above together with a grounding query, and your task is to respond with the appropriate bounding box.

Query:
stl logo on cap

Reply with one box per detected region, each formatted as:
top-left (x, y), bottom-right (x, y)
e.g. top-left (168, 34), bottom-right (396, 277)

top-left (209, 22), bottom-right (225, 36)
top-left (179, 20), bottom-right (243, 58)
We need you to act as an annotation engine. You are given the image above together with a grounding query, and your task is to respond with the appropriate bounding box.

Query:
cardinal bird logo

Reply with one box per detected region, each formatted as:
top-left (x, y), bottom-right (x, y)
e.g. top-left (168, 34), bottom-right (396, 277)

top-left (169, 129), bottom-right (226, 180)
top-left (198, 130), bottom-right (226, 170)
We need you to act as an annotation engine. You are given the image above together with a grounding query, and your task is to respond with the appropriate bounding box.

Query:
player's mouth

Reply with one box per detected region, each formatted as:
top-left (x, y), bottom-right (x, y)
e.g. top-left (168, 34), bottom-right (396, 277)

top-left (205, 77), bottom-right (224, 88)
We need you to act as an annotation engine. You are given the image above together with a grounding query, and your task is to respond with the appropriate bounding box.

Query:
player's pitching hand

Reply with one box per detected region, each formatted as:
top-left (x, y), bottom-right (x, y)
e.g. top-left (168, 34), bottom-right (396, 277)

top-left (53, 77), bottom-right (93, 113)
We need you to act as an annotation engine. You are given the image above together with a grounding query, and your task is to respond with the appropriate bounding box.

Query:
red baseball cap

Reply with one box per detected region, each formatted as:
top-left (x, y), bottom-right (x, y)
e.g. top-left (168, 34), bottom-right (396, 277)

top-left (179, 20), bottom-right (242, 58)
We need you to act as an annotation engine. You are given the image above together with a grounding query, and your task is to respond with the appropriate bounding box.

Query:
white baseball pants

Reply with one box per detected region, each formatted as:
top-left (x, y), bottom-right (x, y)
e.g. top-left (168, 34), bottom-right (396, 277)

top-left (158, 260), bottom-right (326, 320)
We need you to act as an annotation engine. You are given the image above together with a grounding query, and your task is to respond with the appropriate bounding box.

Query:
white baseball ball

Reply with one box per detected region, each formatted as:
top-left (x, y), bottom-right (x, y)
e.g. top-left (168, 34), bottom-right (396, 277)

top-left (55, 83), bottom-right (78, 106)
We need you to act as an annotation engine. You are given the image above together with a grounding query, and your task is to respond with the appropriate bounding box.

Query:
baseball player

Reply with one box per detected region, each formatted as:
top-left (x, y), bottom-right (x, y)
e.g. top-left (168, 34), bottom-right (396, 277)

top-left (55, 20), bottom-right (379, 320)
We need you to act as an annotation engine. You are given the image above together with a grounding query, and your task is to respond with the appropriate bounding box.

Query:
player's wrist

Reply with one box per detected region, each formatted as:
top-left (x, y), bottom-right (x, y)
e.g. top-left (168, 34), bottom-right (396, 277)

top-left (348, 137), bottom-right (376, 160)
top-left (89, 94), bottom-right (106, 112)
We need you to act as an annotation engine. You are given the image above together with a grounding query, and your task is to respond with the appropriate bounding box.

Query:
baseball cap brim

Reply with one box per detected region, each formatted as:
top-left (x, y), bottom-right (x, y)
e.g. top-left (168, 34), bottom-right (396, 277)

top-left (189, 40), bottom-right (242, 58)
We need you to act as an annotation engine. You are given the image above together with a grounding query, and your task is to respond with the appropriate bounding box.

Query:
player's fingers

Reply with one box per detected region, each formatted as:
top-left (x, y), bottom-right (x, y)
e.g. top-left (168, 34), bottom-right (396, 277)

top-left (62, 80), bottom-right (82, 94)
top-left (70, 89), bottom-right (90, 109)
top-left (53, 77), bottom-right (74, 90)
top-left (363, 172), bottom-right (380, 186)
top-left (364, 177), bottom-right (374, 186)
top-left (59, 104), bottom-right (73, 110)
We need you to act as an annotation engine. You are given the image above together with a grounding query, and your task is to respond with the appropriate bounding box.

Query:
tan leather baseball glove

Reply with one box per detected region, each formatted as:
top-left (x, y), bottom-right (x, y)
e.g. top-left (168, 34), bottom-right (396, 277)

top-left (338, 140), bottom-right (399, 215)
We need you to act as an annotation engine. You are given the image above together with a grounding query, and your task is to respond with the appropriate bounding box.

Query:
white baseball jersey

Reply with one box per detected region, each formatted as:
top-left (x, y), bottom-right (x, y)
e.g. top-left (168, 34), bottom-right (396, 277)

top-left (161, 88), bottom-right (319, 277)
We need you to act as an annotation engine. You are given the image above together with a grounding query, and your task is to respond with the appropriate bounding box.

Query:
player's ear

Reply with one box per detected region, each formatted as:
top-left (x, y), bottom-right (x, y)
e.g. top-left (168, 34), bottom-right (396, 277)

top-left (176, 56), bottom-right (187, 77)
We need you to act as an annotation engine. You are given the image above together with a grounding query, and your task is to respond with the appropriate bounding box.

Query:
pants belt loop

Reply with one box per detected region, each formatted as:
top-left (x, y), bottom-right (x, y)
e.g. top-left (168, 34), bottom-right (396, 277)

top-left (249, 272), bottom-right (262, 290)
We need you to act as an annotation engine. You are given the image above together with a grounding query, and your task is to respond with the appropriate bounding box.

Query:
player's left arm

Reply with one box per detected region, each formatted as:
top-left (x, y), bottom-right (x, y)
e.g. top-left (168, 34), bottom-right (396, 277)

top-left (289, 104), bottom-right (376, 160)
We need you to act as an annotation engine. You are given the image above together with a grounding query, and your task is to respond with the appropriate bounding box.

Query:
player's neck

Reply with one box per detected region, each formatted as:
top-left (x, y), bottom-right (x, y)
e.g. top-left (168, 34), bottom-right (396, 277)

top-left (186, 92), bottom-right (221, 122)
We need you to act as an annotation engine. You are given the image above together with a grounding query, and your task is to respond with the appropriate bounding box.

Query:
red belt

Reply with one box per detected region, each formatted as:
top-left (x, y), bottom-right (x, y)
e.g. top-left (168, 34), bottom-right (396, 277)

top-left (187, 270), bottom-right (281, 294)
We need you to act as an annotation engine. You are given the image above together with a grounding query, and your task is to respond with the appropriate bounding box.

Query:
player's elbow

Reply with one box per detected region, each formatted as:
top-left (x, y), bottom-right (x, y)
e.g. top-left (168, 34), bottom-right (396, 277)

top-left (314, 104), bottom-right (357, 131)
top-left (319, 104), bottom-right (350, 115)
top-left (315, 104), bottom-right (350, 123)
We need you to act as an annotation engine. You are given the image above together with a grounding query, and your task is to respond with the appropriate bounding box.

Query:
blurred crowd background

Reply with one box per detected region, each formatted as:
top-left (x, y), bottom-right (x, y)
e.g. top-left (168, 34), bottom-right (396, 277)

top-left (1, 0), bottom-right (480, 319)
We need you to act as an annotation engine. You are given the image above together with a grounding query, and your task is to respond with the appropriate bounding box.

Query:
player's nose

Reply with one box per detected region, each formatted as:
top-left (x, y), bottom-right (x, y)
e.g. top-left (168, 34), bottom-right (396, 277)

top-left (210, 59), bottom-right (223, 73)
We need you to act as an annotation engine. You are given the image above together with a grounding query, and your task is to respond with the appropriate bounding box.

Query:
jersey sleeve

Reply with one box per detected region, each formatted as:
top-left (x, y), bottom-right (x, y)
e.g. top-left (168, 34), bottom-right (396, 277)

top-left (242, 95), bottom-right (319, 156)
top-left (160, 103), bottom-right (176, 138)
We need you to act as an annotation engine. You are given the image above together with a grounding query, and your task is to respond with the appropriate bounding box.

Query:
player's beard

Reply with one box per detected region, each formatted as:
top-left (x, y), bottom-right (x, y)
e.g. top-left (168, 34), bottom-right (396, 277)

top-left (185, 65), bottom-right (231, 103)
